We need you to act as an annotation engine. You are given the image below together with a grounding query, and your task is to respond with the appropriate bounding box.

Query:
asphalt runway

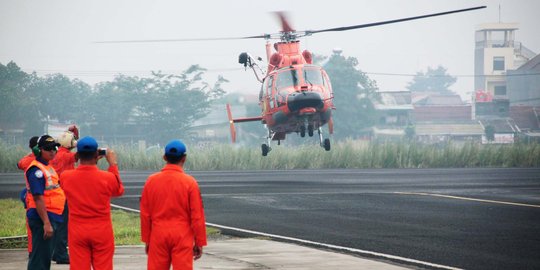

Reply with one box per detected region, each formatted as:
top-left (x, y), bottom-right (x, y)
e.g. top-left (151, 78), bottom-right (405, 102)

top-left (2, 168), bottom-right (539, 270)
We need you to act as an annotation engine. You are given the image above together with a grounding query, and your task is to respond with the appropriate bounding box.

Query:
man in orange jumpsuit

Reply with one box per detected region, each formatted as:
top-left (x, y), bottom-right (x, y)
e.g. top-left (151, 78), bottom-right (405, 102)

top-left (25, 135), bottom-right (66, 270)
top-left (52, 129), bottom-right (78, 174)
top-left (50, 129), bottom-right (79, 264)
top-left (60, 136), bottom-right (124, 270)
top-left (18, 136), bottom-right (39, 257)
top-left (140, 140), bottom-right (207, 270)
top-left (18, 136), bottom-right (39, 170)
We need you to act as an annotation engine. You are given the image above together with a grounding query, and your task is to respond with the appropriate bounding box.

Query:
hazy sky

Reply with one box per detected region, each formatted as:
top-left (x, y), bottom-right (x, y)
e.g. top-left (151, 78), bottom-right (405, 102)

top-left (1, 0), bottom-right (539, 100)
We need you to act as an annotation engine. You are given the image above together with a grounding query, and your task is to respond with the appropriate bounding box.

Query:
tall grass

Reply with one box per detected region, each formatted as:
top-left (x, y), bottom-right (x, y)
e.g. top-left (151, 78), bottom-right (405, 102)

top-left (117, 140), bottom-right (540, 170)
top-left (1, 139), bottom-right (539, 172)
top-left (0, 140), bottom-right (28, 173)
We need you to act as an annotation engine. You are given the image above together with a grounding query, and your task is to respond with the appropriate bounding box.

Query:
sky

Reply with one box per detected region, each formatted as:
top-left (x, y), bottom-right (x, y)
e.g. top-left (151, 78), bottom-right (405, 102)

top-left (1, 0), bottom-right (539, 101)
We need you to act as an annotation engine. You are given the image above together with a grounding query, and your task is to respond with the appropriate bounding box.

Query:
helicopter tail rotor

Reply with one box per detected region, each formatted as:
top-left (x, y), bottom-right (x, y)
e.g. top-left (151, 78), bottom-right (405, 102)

top-left (275, 11), bottom-right (294, 32)
top-left (226, 104), bottom-right (264, 143)
top-left (226, 104), bottom-right (237, 143)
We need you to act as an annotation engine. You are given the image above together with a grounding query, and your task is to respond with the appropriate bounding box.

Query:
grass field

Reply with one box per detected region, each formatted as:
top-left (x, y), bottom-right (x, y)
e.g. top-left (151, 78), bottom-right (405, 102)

top-left (2, 140), bottom-right (538, 172)
top-left (0, 199), bottom-right (219, 248)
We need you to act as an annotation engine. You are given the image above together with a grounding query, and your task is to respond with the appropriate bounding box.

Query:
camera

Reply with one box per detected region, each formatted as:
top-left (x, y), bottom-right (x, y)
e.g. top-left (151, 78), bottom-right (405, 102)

top-left (98, 148), bottom-right (107, 156)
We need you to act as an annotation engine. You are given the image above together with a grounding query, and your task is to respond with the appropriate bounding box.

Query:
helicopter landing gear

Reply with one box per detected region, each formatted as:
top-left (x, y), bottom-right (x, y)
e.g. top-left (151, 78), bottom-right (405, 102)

top-left (262, 144), bottom-right (270, 156)
top-left (308, 124), bottom-right (314, 137)
top-left (262, 127), bottom-right (273, 156)
top-left (324, 138), bottom-right (331, 151)
top-left (318, 127), bottom-right (331, 151)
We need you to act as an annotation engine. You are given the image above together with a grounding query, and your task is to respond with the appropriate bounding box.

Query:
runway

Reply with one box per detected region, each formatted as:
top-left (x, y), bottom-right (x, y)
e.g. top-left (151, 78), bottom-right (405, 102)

top-left (2, 168), bottom-right (539, 269)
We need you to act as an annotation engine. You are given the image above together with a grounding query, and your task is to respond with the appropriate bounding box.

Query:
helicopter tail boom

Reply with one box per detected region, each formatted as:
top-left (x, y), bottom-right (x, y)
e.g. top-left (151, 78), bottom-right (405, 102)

top-left (226, 103), bottom-right (263, 143)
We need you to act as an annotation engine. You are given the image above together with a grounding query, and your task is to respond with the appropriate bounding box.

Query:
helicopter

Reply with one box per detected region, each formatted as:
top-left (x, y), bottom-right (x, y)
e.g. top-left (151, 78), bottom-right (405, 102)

top-left (98, 6), bottom-right (486, 156)
top-left (225, 6), bottom-right (486, 156)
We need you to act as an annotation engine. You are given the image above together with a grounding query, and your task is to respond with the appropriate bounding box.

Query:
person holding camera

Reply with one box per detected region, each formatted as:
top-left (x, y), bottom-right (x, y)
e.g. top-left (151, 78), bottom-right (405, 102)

top-left (140, 140), bottom-right (207, 270)
top-left (24, 135), bottom-right (66, 270)
top-left (60, 136), bottom-right (124, 270)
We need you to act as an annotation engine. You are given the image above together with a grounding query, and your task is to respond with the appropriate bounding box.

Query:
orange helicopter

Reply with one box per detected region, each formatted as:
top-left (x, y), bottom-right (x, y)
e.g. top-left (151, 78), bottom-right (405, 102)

top-left (225, 6), bottom-right (486, 156)
top-left (98, 6), bottom-right (486, 156)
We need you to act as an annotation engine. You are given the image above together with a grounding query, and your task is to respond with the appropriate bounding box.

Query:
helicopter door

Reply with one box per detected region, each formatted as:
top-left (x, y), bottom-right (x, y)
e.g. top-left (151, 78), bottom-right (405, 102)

top-left (322, 71), bottom-right (333, 99)
top-left (264, 75), bottom-right (274, 111)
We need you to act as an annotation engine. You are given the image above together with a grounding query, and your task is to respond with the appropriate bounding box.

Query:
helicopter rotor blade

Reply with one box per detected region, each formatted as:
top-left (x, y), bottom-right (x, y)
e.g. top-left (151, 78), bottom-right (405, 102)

top-left (95, 35), bottom-right (270, 44)
top-left (275, 11), bottom-right (295, 32)
top-left (96, 6), bottom-right (486, 44)
top-left (307, 6), bottom-right (486, 35)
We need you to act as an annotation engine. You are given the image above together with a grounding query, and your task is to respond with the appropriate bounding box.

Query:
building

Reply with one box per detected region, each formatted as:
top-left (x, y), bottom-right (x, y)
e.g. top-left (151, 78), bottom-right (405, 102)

top-left (473, 22), bottom-right (539, 143)
top-left (410, 94), bottom-right (483, 143)
top-left (507, 54), bottom-right (540, 106)
top-left (412, 94), bottom-right (471, 122)
top-left (474, 23), bottom-right (536, 99)
top-left (371, 91), bottom-right (413, 139)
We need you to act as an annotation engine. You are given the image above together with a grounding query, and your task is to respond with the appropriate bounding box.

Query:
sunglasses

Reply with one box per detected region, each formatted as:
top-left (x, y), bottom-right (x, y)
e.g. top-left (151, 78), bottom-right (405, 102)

top-left (42, 145), bottom-right (58, 152)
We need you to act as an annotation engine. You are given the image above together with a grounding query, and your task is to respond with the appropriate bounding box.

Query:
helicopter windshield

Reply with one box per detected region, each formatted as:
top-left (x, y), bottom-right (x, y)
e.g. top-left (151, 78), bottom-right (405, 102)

top-left (303, 68), bottom-right (324, 86)
top-left (276, 69), bottom-right (299, 90)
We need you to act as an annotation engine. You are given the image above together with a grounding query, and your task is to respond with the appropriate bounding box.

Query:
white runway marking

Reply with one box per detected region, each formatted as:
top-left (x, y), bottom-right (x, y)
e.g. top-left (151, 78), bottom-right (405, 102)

top-left (110, 203), bottom-right (462, 270)
top-left (394, 192), bottom-right (540, 208)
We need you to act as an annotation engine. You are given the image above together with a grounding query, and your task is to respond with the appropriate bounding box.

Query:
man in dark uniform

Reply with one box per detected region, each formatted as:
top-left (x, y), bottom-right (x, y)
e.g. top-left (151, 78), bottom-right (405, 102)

top-left (25, 135), bottom-right (66, 270)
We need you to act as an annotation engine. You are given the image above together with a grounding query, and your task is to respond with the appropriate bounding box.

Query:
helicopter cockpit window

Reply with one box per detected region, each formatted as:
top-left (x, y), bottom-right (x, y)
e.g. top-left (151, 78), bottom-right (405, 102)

top-left (303, 68), bottom-right (324, 86)
top-left (276, 69), bottom-right (299, 90)
top-left (277, 89), bottom-right (288, 106)
top-left (266, 76), bottom-right (274, 96)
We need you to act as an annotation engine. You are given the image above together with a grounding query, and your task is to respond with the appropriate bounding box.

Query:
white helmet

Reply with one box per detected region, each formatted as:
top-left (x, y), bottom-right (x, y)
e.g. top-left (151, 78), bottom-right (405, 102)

top-left (57, 131), bottom-right (77, 149)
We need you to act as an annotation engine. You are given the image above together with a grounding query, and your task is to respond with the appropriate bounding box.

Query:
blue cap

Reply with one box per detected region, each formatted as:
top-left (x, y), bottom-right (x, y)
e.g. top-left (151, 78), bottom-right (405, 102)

top-left (165, 140), bottom-right (186, 157)
top-left (77, 136), bottom-right (98, 153)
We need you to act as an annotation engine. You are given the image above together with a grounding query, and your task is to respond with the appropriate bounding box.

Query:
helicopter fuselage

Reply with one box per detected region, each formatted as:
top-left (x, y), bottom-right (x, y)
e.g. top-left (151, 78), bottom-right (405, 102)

top-left (259, 65), bottom-right (333, 138)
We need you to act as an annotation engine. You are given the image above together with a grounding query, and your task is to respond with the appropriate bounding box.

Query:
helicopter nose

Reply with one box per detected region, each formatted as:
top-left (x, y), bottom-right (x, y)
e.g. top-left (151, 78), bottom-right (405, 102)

top-left (287, 91), bottom-right (324, 112)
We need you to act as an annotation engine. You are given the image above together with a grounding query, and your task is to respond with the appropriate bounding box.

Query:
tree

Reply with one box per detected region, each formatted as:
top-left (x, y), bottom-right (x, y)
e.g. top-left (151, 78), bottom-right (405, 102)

top-left (406, 65), bottom-right (457, 94)
top-left (89, 75), bottom-right (144, 140)
top-left (323, 52), bottom-right (379, 139)
top-left (89, 65), bottom-right (225, 144)
top-left (29, 74), bottom-right (92, 123)
top-left (0, 61), bottom-right (42, 136)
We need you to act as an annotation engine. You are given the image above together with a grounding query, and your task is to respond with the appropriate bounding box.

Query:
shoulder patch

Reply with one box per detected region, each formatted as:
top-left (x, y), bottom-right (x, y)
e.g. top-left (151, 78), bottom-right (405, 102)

top-left (34, 170), bottom-right (44, 178)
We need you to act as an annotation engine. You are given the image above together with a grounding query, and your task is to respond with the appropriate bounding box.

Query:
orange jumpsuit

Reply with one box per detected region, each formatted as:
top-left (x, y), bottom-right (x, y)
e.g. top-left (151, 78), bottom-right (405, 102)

top-left (17, 153), bottom-right (35, 254)
top-left (60, 164), bottom-right (124, 270)
top-left (50, 147), bottom-right (76, 175)
top-left (18, 153), bottom-right (35, 171)
top-left (50, 146), bottom-right (76, 262)
top-left (140, 164), bottom-right (207, 270)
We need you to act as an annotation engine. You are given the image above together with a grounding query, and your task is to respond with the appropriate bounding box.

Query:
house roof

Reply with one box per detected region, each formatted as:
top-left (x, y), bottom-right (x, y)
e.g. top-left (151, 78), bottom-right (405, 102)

top-left (478, 118), bottom-right (519, 133)
top-left (510, 106), bottom-right (540, 130)
top-left (414, 94), bottom-right (464, 106)
top-left (516, 53), bottom-right (540, 71)
top-left (476, 23), bottom-right (519, 31)
top-left (373, 91), bottom-right (413, 110)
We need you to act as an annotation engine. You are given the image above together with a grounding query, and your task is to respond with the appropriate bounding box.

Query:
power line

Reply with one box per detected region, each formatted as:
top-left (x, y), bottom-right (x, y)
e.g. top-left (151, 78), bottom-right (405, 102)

top-left (365, 72), bottom-right (540, 78)
top-left (22, 68), bottom-right (244, 77)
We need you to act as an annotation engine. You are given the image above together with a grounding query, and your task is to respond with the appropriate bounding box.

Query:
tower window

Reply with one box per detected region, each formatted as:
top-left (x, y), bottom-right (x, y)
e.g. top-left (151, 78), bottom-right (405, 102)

top-left (493, 57), bottom-right (505, 71)
top-left (494, 85), bottom-right (506, 95)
